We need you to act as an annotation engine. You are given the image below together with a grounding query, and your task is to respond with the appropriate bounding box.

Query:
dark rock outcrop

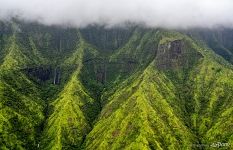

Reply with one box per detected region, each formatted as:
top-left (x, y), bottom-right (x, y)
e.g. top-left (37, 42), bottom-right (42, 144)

top-left (25, 66), bottom-right (53, 82)
top-left (155, 40), bottom-right (203, 70)
top-left (24, 66), bottom-right (61, 84)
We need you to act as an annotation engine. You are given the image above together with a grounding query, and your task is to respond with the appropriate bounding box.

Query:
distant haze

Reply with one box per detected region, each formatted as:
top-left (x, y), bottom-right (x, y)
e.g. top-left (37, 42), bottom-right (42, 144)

top-left (0, 0), bottom-right (233, 28)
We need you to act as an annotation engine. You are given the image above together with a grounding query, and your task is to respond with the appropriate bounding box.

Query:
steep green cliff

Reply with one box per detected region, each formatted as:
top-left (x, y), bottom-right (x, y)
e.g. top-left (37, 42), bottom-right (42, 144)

top-left (0, 21), bottom-right (232, 150)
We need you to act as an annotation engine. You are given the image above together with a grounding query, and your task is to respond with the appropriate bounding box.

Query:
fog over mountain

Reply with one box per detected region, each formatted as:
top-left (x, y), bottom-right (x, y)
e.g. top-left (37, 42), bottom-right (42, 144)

top-left (0, 0), bottom-right (233, 28)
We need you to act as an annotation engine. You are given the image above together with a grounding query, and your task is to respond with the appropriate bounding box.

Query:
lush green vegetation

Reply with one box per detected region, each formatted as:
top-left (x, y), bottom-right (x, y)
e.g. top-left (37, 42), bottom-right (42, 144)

top-left (0, 22), bottom-right (233, 150)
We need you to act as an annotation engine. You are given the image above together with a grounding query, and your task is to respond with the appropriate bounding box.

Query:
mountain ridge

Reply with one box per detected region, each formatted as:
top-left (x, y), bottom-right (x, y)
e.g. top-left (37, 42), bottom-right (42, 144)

top-left (0, 21), bottom-right (233, 150)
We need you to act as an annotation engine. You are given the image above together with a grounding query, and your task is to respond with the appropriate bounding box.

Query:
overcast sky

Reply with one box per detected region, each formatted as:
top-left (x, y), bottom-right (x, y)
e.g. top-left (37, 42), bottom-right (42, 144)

top-left (0, 0), bottom-right (233, 28)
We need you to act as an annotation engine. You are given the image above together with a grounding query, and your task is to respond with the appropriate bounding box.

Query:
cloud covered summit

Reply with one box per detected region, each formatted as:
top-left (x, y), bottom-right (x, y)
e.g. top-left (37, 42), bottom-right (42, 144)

top-left (0, 0), bottom-right (233, 28)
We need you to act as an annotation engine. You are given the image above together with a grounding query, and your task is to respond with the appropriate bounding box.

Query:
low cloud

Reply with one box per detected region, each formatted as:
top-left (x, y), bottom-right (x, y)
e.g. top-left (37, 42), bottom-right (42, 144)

top-left (0, 0), bottom-right (233, 28)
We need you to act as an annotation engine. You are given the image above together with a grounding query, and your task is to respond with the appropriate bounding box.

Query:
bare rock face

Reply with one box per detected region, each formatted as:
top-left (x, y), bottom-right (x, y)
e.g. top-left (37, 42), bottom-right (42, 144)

top-left (24, 66), bottom-right (61, 84)
top-left (25, 66), bottom-right (53, 82)
top-left (155, 39), bottom-right (203, 70)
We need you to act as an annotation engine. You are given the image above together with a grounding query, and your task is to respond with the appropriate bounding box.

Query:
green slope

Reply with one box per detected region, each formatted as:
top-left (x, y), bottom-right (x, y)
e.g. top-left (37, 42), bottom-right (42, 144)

top-left (84, 64), bottom-right (196, 150)
top-left (40, 40), bottom-right (100, 150)
top-left (84, 31), bottom-right (233, 150)
top-left (0, 22), bottom-right (233, 150)
top-left (0, 24), bottom-right (45, 149)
